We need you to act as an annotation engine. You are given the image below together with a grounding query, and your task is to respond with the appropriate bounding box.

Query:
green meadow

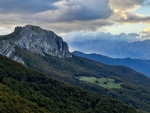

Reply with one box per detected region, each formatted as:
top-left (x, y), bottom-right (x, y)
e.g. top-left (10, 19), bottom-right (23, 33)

top-left (79, 76), bottom-right (121, 89)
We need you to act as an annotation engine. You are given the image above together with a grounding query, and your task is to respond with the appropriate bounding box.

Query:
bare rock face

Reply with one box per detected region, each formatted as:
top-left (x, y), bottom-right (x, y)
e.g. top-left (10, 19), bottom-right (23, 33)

top-left (0, 25), bottom-right (72, 63)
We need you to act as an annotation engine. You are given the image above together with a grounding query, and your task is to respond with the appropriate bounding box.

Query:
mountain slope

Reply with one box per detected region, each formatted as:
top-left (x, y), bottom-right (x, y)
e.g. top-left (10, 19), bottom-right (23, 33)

top-left (13, 46), bottom-right (150, 112)
top-left (0, 54), bottom-right (139, 113)
top-left (73, 51), bottom-right (150, 77)
top-left (1, 25), bottom-right (150, 112)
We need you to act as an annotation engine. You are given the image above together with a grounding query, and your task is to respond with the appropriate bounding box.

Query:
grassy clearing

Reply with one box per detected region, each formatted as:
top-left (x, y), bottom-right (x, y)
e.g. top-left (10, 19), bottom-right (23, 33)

top-left (79, 77), bottom-right (96, 83)
top-left (78, 76), bottom-right (121, 89)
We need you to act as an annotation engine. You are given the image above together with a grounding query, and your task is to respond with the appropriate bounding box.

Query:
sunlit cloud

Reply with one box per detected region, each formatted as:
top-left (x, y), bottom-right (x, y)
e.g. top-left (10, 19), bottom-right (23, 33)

top-left (111, 11), bottom-right (150, 24)
top-left (141, 27), bottom-right (150, 38)
top-left (109, 0), bottom-right (143, 12)
top-left (143, 27), bottom-right (150, 32)
top-left (109, 0), bottom-right (150, 25)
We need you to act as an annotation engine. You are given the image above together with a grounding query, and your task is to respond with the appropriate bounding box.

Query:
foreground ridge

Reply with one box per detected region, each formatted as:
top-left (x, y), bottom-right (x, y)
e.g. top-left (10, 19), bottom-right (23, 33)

top-left (0, 54), bottom-right (138, 113)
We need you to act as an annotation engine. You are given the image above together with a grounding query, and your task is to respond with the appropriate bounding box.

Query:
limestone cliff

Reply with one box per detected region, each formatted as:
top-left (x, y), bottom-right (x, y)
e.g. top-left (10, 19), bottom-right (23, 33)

top-left (0, 25), bottom-right (72, 63)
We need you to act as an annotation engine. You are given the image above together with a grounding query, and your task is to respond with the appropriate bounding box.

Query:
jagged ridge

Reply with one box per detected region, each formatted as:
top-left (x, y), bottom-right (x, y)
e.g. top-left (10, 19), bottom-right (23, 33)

top-left (0, 25), bottom-right (72, 63)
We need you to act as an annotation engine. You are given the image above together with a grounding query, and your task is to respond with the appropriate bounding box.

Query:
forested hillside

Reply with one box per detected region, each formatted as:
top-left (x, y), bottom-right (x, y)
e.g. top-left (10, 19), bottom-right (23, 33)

top-left (12, 47), bottom-right (150, 112)
top-left (0, 54), bottom-right (139, 113)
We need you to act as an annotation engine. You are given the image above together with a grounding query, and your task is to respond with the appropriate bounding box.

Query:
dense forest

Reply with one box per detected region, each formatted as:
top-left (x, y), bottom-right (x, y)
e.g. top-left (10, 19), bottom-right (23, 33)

top-left (0, 54), bottom-right (141, 113)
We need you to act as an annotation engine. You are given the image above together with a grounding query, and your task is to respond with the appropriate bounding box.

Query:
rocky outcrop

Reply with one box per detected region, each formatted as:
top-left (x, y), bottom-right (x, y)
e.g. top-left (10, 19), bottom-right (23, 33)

top-left (0, 25), bottom-right (72, 63)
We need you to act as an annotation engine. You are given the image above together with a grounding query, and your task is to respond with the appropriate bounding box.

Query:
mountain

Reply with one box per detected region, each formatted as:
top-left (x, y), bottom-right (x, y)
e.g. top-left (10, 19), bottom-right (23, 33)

top-left (68, 40), bottom-right (150, 59)
top-left (73, 51), bottom-right (150, 77)
top-left (1, 25), bottom-right (150, 112)
top-left (0, 25), bottom-right (72, 64)
top-left (0, 54), bottom-right (140, 113)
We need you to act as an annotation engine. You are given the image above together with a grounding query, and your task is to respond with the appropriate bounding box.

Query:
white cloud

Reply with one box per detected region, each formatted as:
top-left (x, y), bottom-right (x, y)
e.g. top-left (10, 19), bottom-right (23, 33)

top-left (0, 27), bottom-right (12, 35)
top-left (62, 31), bottom-right (141, 43)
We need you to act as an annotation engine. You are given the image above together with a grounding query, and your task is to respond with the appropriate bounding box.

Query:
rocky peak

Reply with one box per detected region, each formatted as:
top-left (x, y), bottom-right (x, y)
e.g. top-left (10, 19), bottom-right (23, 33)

top-left (14, 26), bottom-right (23, 35)
top-left (0, 25), bottom-right (72, 63)
top-left (17, 25), bottom-right (72, 57)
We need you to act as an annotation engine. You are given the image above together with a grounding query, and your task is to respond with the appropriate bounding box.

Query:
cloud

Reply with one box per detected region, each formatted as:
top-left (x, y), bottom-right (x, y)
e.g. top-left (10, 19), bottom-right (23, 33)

top-left (34, 0), bottom-right (112, 22)
top-left (0, 0), bottom-right (112, 22)
top-left (109, 0), bottom-right (150, 24)
top-left (0, 0), bottom-right (60, 13)
top-left (0, 0), bottom-right (113, 33)
top-left (124, 13), bottom-right (150, 23)
top-left (0, 0), bottom-right (150, 34)
top-left (111, 11), bottom-right (150, 23)
top-left (62, 31), bottom-right (141, 43)
top-left (141, 27), bottom-right (150, 38)
top-left (143, 27), bottom-right (150, 33)
top-left (0, 27), bottom-right (11, 35)
top-left (35, 19), bottom-right (113, 34)
top-left (109, 0), bottom-right (149, 12)
top-left (62, 31), bottom-right (142, 53)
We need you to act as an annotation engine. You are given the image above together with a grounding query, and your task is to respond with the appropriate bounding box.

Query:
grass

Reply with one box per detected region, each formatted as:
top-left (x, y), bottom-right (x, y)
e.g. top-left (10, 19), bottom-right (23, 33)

top-left (79, 77), bottom-right (97, 83)
top-left (78, 76), bottom-right (121, 89)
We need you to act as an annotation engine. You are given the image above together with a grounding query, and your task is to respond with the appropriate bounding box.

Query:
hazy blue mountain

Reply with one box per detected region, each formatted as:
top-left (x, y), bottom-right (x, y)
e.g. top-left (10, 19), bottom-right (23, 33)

top-left (69, 40), bottom-right (150, 59)
top-left (73, 51), bottom-right (150, 78)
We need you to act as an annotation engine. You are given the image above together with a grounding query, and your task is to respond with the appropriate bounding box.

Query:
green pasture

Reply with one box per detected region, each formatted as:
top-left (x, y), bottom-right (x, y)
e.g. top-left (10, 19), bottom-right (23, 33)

top-left (78, 76), bottom-right (121, 89)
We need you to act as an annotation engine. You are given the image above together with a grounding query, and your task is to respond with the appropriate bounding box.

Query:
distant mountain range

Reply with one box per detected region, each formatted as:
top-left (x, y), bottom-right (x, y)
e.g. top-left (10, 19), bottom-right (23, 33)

top-left (73, 51), bottom-right (150, 78)
top-left (1, 25), bottom-right (150, 112)
top-left (68, 40), bottom-right (150, 59)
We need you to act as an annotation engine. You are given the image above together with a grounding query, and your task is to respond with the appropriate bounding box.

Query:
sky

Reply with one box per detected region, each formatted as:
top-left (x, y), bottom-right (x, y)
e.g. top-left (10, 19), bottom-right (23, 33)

top-left (0, 0), bottom-right (150, 48)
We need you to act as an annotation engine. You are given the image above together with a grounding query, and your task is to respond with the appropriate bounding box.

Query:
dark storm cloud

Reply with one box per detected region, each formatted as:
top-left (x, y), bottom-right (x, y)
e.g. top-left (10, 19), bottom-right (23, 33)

top-left (124, 13), bottom-right (150, 23)
top-left (0, 0), bottom-right (61, 13)
top-left (34, 0), bottom-right (113, 22)
top-left (0, 0), bottom-right (114, 34)
top-left (56, 0), bottom-right (112, 22)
